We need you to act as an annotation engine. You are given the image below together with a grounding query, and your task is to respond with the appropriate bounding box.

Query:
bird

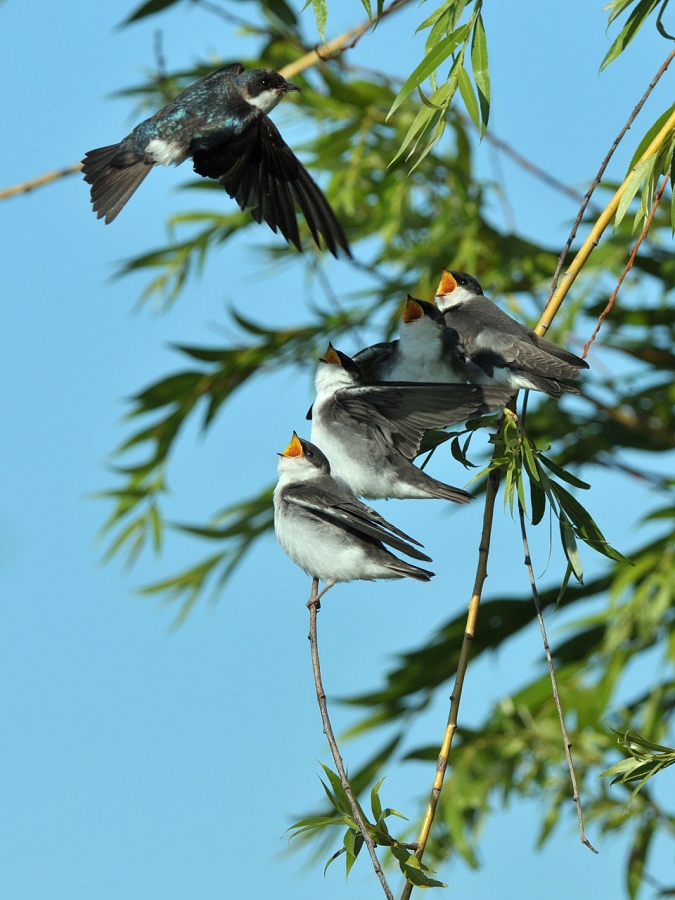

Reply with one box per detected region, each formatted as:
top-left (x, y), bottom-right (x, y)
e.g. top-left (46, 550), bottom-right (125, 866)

top-left (82, 63), bottom-right (351, 257)
top-left (310, 344), bottom-right (512, 502)
top-left (274, 433), bottom-right (434, 597)
top-left (353, 295), bottom-right (467, 383)
top-left (435, 269), bottom-right (589, 397)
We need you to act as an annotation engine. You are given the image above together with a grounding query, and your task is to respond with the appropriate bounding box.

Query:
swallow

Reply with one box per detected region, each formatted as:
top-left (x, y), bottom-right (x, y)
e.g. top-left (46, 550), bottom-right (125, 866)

top-left (435, 270), bottom-right (589, 397)
top-left (354, 295), bottom-right (467, 383)
top-left (82, 63), bottom-right (351, 256)
top-left (274, 433), bottom-right (434, 591)
top-left (310, 344), bottom-right (512, 502)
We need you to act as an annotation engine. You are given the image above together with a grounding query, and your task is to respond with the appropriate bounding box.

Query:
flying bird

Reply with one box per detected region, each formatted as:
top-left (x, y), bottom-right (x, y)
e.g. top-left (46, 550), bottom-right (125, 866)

top-left (354, 295), bottom-right (467, 383)
top-left (274, 433), bottom-right (434, 593)
top-left (435, 270), bottom-right (588, 397)
top-left (82, 63), bottom-right (351, 257)
top-left (310, 344), bottom-right (512, 502)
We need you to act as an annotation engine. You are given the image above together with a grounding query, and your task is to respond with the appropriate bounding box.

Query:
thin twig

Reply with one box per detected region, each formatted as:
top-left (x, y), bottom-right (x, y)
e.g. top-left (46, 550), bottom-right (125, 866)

top-left (517, 501), bottom-right (598, 853)
top-left (546, 46), bottom-right (675, 304)
top-left (582, 170), bottom-right (671, 357)
top-left (399, 467), bottom-right (502, 900)
top-left (0, 163), bottom-right (84, 201)
top-left (307, 578), bottom-right (394, 900)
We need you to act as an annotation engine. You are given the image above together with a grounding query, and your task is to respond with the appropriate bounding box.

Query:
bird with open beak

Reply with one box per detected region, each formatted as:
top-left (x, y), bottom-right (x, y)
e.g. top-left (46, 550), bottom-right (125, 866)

top-left (274, 433), bottom-right (434, 596)
top-left (354, 295), bottom-right (467, 384)
top-left (435, 270), bottom-right (588, 397)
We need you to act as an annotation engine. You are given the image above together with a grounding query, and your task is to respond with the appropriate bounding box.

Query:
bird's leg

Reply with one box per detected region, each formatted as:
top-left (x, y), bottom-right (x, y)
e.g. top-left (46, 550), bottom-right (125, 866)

top-left (306, 578), bottom-right (335, 611)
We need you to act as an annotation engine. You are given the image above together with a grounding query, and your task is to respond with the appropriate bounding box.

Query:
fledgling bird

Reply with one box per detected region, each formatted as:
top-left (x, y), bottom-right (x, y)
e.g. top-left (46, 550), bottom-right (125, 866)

top-left (354, 296), bottom-right (467, 384)
top-left (435, 270), bottom-right (589, 397)
top-left (310, 344), bottom-right (512, 502)
top-left (274, 433), bottom-right (434, 593)
top-left (82, 63), bottom-right (351, 257)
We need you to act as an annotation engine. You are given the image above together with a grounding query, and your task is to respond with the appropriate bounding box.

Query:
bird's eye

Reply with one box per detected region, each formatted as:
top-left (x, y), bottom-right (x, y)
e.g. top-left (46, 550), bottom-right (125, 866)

top-left (259, 77), bottom-right (270, 88)
top-left (305, 448), bottom-right (314, 458)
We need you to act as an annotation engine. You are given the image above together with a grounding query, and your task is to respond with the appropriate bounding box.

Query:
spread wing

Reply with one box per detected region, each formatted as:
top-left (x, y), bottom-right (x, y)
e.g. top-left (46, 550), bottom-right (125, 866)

top-left (281, 482), bottom-right (431, 560)
top-left (192, 113), bottom-right (350, 257)
top-left (337, 383), bottom-right (512, 459)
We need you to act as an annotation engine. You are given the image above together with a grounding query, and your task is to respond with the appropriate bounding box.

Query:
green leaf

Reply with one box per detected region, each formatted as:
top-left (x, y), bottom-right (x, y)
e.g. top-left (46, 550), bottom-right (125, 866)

top-left (615, 157), bottom-right (656, 226)
top-left (370, 778), bottom-right (384, 822)
top-left (457, 66), bottom-right (480, 131)
top-left (600, 0), bottom-right (661, 70)
top-left (560, 517), bottom-right (584, 583)
top-left (538, 454), bottom-right (591, 489)
top-left (387, 25), bottom-right (470, 120)
top-left (121, 0), bottom-right (183, 25)
top-left (311, 0), bottom-right (327, 41)
top-left (470, 11), bottom-right (490, 134)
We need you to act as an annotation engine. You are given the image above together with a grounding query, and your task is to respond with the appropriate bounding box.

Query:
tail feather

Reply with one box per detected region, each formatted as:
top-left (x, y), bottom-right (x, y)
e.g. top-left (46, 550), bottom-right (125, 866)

top-left (415, 469), bottom-right (472, 504)
top-left (82, 145), bottom-right (152, 224)
top-left (387, 560), bottom-right (435, 581)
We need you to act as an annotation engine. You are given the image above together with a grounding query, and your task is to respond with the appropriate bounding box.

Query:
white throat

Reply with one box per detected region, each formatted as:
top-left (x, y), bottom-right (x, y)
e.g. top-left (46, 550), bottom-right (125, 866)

top-left (247, 88), bottom-right (283, 114)
top-left (435, 284), bottom-right (476, 312)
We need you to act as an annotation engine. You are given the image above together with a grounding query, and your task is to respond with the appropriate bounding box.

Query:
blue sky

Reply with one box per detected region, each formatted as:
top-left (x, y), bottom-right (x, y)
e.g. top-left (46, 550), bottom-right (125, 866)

top-left (1, 1), bottom-right (674, 898)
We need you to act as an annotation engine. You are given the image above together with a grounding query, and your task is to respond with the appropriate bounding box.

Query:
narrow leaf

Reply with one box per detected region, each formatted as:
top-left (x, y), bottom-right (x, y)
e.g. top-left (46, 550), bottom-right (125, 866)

top-left (387, 25), bottom-right (470, 119)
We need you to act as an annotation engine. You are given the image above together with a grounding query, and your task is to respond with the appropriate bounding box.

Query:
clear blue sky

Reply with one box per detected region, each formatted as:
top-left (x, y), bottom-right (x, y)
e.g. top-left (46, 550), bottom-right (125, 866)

top-left (1, 2), bottom-right (674, 897)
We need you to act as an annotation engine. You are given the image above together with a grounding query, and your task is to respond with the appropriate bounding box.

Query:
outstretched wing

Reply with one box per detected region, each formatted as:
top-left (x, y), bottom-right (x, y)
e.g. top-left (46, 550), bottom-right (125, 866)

top-left (192, 113), bottom-right (350, 257)
top-left (337, 383), bottom-right (512, 459)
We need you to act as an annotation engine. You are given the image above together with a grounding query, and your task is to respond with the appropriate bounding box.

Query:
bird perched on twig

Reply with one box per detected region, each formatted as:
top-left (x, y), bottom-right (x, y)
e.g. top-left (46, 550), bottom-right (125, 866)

top-left (82, 63), bottom-right (351, 257)
top-left (354, 296), bottom-right (467, 384)
top-left (310, 344), bottom-right (512, 502)
top-left (435, 270), bottom-right (588, 397)
top-left (274, 433), bottom-right (434, 595)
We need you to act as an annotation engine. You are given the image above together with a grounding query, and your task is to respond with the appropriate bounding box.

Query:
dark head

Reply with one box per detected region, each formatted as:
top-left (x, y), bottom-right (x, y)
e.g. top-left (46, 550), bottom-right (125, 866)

top-left (402, 295), bottom-right (446, 326)
top-left (239, 68), bottom-right (300, 113)
top-left (278, 431), bottom-right (331, 473)
top-left (319, 343), bottom-right (362, 380)
top-left (436, 269), bottom-right (485, 311)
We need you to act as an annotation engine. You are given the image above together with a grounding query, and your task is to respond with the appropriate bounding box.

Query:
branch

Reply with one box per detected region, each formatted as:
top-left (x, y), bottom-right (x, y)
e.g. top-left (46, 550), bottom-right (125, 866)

top-left (307, 579), bottom-right (394, 900)
top-left (517, 500), bottom-right (598, 854)
top-left (583, 169), bottom-right (671, 356)
top-left (399, 467), bottom-right (501, 900)
top-left (0, 163), bottom-right (83, 201)
top-left (547, 46), bottom-right (675, 304)
top-left (541, 104), bottom-right (675, 335)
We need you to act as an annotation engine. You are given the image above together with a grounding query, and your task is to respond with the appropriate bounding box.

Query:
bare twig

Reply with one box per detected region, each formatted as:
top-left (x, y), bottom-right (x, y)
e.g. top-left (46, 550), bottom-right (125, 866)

top-left (547, 46), bottom-right (675, 304)
top-left (583, 170), bottom-right (671, 357)
top-left (0, 163), bottom-right (84, 201)
top-left (399, 467), bottom-right (502, 900)
top-left (307, 579), bottom-right (394, 900)
top-left (517, 502), bottom-right (598, 853)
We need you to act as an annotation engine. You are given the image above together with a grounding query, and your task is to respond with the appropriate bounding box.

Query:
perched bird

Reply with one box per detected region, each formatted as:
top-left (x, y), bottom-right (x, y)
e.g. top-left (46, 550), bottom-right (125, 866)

top-left (435, 270), bottom-right (588, 397)
top-left (82, 63), bottom-right (351, 257)
top-left (274, 433), bottom-right (434, 593)
top-left (354, 295), bottom-right (467, 383)
top-left (310, 344), bottom-right (512, 502)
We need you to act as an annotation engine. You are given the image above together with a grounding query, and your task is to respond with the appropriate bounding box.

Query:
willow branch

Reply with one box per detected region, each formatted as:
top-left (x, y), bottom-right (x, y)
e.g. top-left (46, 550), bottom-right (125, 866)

top-left (546, 46), bottom-right (675, 304)
top-left (583, 169), bottom-right (671, 356)
top-left (399, 467), bottom-right (501, 900)
top-left (0, 163), bottom-right (84, 201)
top-left (540, 104), bottom-right (675, 335)
top-left (307, 579), bottom-right (394, 900)
top-left (517, 502), bottom-right (598, 853)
